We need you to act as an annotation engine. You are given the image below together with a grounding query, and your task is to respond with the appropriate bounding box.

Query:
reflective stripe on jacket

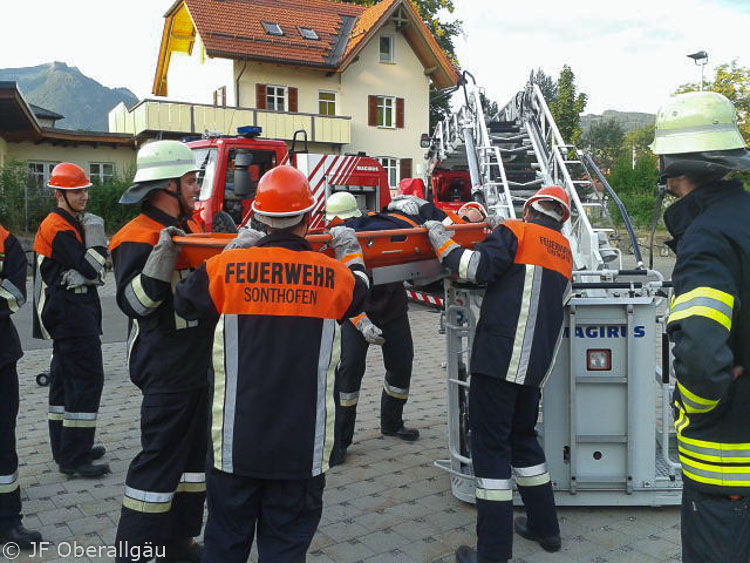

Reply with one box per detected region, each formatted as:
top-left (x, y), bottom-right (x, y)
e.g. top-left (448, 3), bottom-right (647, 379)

top-left (173, 232), bottom-right (369, 479)
top-left (32, 209), bottom-right (103, 340)
top-left (0, 225), bottom-right (26, 367)
top-left (110, 204), bottom-right (212, 392)
top-left (665, 180), bottom-right (750, 495)
top-left (443, 218), bottom-right (572, 387)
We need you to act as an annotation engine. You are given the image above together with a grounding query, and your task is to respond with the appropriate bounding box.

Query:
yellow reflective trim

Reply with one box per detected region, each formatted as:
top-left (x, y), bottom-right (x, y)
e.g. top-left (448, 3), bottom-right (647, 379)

top-left (677, 381), bottom-right (719, 412)
top-left (678, 444), bottom-right (750, 464)
top-left (122, 496), bottom-right (172, 514)
top-left (211, 316), bottom-right (226, 471)
top-left (63, 419), bottom-right (97, 428)
top-left (515, 473), bottom-right (550, 487)
top-left (0, 482), bottom-right (19, 494)
top-left (48, 413), bottom-right (64, 421)
top-left (175, 482), bottom-right (206, 493)
top-left (475, 488), bottom-right (513, 501)
top-left (668, 305), bottom-right (731, 330)
top-left (339, 398), bottom-right (358, 407)
top-left (673, 287), bottom-right (734, 309)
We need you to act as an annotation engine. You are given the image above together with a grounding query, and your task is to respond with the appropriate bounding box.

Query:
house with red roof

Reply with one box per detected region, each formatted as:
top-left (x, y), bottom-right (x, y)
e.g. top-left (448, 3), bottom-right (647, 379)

top-left (109, 0), bottom-right (458, 189)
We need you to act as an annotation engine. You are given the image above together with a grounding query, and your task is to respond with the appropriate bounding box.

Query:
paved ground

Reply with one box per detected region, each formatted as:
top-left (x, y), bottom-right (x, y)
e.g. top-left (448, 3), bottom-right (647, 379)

top-left (5, 258), bottom-right (683, 563)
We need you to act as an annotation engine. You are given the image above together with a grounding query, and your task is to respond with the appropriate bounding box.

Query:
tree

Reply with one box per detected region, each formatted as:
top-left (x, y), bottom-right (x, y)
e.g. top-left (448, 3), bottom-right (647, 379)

top-left (341, 0), bottom-right (462, 128)
top-left (674, 60), bottom-right (750, 143)
top-left (624, 124), bottom-right (656, 161)
top-left (581, 118), bottom-right (626, 171)
top-left (529, 68), bottom-right (557, 105)
top-left (548, 65), bottom-right (588, 146)
top-left (606, 153), bottom-right (660, 226)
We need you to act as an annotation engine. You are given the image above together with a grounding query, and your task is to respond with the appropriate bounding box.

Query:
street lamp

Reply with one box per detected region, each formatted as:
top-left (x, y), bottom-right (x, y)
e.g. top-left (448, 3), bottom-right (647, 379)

top-left (687, 51), bottom-right (709, 91)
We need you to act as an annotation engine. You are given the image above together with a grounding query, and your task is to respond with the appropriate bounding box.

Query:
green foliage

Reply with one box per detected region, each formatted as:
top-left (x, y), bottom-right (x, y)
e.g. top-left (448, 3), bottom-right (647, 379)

top-left (87, 171), bottom-right (139, 233)
top-left (549, 65), bottom-right (588, 145)
top-left (674, 60), bottom-right (750, 143)
top-left (529, 68), bottom-right (557, 104)
top-left (624, 124), bottom-right (656, 161)
top-left (605, 153), bottom-right (660, 226)
top-left (581, 118), bottom-right (626, 170)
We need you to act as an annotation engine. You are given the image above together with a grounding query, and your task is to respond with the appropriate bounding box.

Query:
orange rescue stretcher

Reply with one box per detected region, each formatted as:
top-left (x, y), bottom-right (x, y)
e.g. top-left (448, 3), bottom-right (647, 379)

top-left (174, 223), bottom-right (490, 271)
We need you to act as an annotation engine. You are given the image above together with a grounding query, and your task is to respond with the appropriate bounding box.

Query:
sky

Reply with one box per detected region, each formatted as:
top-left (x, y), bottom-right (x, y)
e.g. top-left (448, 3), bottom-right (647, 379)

top-left (0, 0), bottom-right (746, 116)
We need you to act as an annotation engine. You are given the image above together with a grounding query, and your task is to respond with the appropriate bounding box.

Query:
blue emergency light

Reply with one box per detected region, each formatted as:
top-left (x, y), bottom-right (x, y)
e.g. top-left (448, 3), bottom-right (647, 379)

top-left (238, 126), bottom-right (262, 138)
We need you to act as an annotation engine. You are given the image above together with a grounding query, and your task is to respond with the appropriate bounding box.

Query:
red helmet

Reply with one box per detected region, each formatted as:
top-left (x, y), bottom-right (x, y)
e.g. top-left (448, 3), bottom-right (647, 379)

top-left (457, 201), bottom-right (488, 221)
top-left (523, 185), bottom-right (571, 223)
top-left (252, 166), bottom-right (315, 227)
top-left (47, 163), bottom-right (92, 190)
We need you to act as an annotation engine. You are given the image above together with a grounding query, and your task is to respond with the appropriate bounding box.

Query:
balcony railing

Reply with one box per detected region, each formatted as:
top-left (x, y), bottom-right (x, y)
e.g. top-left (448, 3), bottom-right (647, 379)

top-left (109, 99), bottom-right (351, 144)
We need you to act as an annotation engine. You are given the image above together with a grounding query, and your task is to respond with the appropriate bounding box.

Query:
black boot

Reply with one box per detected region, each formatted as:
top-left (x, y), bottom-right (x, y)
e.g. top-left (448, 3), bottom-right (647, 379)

top-left (381, 425), bottom-right (420, 441)
top-left (90, 445), bottom-right (106, 460)
top-left (59, 461), bottom-right (111, 478)
top-left (514, 516), bottom-right (561, 552)
top-left (0, 523), bottom-right (43, 549)
top-left (455, 545), bottom-right (507, 563)
top-left (157, 538), bottom-right (203, 563)
top-left (329, 447), bottom-right (347, 467)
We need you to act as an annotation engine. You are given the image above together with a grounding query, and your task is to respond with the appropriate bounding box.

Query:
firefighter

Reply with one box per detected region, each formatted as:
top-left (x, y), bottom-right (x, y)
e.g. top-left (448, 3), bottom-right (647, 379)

top-left (32, 163), bottom-right (109, 478)
top-left (173, 166), bottom-right (370, 562)
top-left (325, 192), bottom-right (423, 467)
top-left (424, 186), bottom-right (573, 563)
top-left (0, 224), bottom-right (43, 549)
top-left (110, 140), bottom-right (212, 562)
top-left (650, 92), bottom-right (750, 562)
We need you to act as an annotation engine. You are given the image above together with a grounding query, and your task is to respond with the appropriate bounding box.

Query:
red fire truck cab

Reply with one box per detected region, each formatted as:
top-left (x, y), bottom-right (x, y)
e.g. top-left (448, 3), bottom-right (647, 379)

top-left (188, 127), bottom-right (391, 232)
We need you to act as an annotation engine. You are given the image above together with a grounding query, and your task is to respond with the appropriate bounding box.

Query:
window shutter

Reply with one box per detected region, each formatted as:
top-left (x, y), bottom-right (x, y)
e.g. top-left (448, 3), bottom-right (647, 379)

top-left (288, 87), bottom-right (298, 112)
top-left (396, 98), bottom-right (405, 128)
top-left (256, 83), bottom-right (267, 110)
top-left (400, 158), bottom-right (412, 180)
top-left (368, 95), bottom-right (378, 127)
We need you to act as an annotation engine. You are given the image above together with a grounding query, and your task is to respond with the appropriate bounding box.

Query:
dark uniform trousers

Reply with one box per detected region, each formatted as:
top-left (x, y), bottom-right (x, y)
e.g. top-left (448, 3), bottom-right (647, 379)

top-left (0, 363), bottom-right (21, 528)
top-left (203, 470), bottom-right (325, 563)
top-left (47, 335), bottom-right (104, 468)
top-left (681, 481), bottom-right (750, 562)
top-left (470, 374), bottom-right (558, 562)
top-left (115, 387), bottom-right (208, 561)
top-left (334, 312), bottom-right (414, 448)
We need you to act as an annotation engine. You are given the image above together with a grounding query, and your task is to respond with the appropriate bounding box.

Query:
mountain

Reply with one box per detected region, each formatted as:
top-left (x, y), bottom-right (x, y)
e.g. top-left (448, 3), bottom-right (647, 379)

top-left (581, 110), bottom-right (655, 134)
top-left (0, 62), bottom-right (138, 132)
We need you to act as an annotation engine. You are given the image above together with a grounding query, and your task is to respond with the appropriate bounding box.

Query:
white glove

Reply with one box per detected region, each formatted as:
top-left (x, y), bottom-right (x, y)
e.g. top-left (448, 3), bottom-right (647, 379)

top-left (355, 315), bottom-right (385, 345)
top-left (80, 213), bottom-right (107, 248)
top-left (61, 269), bottom-right (103, 290)
top-left (329, 226), bottom-right (364, 267)
top-left (143, 227), bottom-right (185, 283)
top-left (225, 227), bottom-right (264, 250)
top-left (423, 220), bottom-right (459, 262)
top-left (388, 195), bottom-right (427, 216)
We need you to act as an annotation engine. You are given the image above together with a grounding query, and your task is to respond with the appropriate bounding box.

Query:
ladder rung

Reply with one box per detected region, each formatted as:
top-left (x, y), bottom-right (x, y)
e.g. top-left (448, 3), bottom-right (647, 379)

top-left (576, 435), bottom-right (627, 443)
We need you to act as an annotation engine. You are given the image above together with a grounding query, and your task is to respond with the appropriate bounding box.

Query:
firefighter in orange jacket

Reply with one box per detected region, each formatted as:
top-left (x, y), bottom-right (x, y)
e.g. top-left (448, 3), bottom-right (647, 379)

top-left (110, 141), bottom-right (211, 563)
top-left (425, 186), bottom-right (573, 563)
top-left (32, 163), bottom-right (109, 478)
top-left (174, 166), bottom-right (370, 562)
top-left (0, 224), bottom-right (43, 549)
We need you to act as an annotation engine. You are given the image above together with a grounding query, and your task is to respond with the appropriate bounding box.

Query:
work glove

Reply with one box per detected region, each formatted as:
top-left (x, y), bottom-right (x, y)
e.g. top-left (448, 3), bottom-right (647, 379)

top-left (225, 226), bottom-right (265, 250)
top-left (354, 314), bottom-right (385, 345)
top-left (329, 226), bottom-right (365, 267)
top-left (60, 269), bottom-right (104, 290)
top-left (143, 227), bottom-right (185, 283)
top-left (80, 213), bottom-right (107, 249)
top-left (486, 214), bottom-right (504, 230)
top-left (424, 220), bottom-right (460, 263)
top-left (388, 195), bottom-right (428, 216)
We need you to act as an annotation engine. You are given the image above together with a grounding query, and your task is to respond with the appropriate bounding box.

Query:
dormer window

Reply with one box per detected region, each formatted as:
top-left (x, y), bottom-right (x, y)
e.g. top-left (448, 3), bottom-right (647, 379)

top-left (298, 27), bottom-right (319, 40)
top-left (379, 35), bottom-right (394, 62)
top-left (262, 21), bottom-right (283, 36)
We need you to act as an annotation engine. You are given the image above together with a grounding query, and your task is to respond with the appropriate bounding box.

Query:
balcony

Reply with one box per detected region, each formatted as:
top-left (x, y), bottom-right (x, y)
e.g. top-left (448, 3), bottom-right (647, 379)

top-left (109, 99), bottom-right (351, 145)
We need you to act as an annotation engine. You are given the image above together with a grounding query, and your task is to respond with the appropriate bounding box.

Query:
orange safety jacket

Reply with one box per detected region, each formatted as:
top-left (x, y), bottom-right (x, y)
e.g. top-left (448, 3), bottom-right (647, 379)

top-left (32, 209), bottom-right (104, 340)
top-left (0, 225), bottom-right (27, 367)
top-left (110, 203), bottom-right (213, 393)
top-left (173, 232), bottom-right (369, 479)
top-left (442, 217), bottom-right (573, 387)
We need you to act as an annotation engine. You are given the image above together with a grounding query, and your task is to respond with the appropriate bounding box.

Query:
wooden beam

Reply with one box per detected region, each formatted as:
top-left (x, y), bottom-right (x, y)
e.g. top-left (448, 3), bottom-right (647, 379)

top-left (424, 66), bottom-right (437, 75)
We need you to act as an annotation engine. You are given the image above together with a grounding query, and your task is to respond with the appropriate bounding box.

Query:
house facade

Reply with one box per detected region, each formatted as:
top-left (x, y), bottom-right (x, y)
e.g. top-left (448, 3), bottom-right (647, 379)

top-left (109, 0), bottom-right (457, 189)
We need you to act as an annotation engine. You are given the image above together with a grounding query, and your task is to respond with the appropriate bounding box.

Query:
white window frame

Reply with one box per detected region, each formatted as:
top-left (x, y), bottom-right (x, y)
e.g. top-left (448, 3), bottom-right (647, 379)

top-left (266, 85), bottom-right (288, 112)
top-left (298, 26), bottom-right (319, 40)
top-left (27, 161), bottom-right (60, 189)
top-left (318, 90), bottom-right (336, 116)
top-left (262, 21), bottom-right (284, 36)
top-left (379, 35), bottom-right (395, 63)
top-left (379, 157), bottom-right (400, 190)
top-left (89, 162), bottom-right (115, 184)
top-left (376, 96), bottom-right (396, 128)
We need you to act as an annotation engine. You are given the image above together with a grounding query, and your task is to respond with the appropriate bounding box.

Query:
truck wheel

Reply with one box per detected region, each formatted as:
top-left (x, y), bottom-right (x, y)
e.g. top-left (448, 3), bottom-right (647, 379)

top-left (36, 372), bottom-right (50, 387)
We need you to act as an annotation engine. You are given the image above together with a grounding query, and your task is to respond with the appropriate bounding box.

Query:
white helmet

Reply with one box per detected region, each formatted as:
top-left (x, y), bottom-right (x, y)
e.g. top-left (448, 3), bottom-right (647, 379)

top-left (326, 192), bottom-right (362, 222)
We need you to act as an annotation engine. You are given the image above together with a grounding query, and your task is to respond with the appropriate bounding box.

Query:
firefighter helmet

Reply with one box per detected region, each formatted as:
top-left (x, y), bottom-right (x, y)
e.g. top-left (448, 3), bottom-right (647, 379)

top-left (326, 191), bottom-right (362, 222)
top-left (47, 163), bottom-right (92, 190)
top-left (252, 166), bottom-right (316, 228)
top-left (524, 185), bottom-right (571, 223)
top-left (120, 140), bottom-right (200, 204)
top-left (457, 201), bottom-right (488, 222)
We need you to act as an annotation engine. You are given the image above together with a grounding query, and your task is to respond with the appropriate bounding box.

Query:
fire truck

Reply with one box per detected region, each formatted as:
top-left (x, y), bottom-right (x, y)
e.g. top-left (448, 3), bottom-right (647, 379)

top-left (186, 127), bottom-right (391, 232)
